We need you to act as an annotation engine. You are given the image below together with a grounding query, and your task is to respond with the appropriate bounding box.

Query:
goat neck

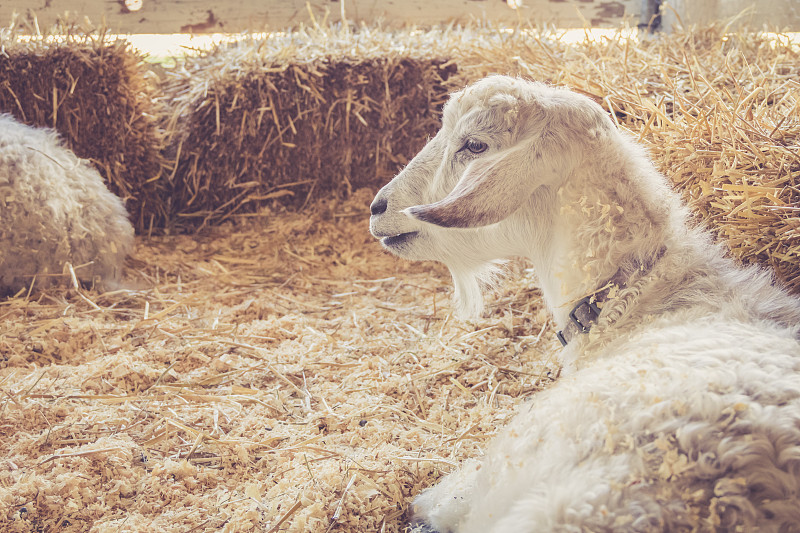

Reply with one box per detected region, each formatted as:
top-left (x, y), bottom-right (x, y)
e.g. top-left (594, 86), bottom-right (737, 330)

top-left (523, 128), bottom-right (682, 334)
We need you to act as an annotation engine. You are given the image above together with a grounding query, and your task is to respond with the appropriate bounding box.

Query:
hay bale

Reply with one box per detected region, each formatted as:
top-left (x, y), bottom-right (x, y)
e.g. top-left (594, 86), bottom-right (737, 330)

top-left (161, 29), bottom-right (456, 230)
top-left (627, 29), bottom-right (800, 293)
top-left (0, 29), bottom-right (169, 233)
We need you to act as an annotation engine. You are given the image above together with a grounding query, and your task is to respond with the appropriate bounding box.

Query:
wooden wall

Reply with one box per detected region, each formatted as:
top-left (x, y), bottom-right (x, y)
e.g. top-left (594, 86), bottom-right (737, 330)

top-left (4, 0), bottom-right (799, 34)
top-left (662, 0), bottom-right (800, 31)
top-left (6, 0), bottom-right (640, 33)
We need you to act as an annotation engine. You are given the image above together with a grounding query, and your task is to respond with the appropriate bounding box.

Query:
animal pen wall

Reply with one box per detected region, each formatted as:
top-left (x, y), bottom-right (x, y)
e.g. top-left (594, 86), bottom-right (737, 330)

top-left (1, 0), bottom-right (799, 531)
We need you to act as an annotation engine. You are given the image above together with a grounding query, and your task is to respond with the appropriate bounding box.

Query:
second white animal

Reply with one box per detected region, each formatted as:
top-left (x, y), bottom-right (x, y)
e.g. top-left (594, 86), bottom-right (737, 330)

top-left (0, 114), bottom-right (134, 294)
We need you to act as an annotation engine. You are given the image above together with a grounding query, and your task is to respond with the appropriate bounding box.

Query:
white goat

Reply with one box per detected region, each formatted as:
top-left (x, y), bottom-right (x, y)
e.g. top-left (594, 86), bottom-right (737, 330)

top-left (370, 76), bottom-right (800, 532)
top-left (0, 114), bottom-right (134, 294)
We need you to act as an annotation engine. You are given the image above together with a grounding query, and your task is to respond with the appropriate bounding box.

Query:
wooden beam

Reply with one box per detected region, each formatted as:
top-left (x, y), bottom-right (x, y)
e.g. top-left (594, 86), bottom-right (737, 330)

top-left (661, 0), bottom-right (800, 31)
top-left (6, 0), bottom-right (640, 34)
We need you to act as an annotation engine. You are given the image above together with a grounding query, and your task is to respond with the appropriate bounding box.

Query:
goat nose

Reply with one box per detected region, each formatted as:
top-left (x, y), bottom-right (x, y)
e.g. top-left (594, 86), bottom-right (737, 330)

top-left (370, 196), bottom-right (388, 216)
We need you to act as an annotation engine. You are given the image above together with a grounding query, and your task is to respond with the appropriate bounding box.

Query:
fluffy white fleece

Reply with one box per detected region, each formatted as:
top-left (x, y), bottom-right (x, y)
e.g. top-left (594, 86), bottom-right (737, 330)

top-left (413, 317), bottom-right (800, 532)
top-left (0, 114), bottom-right (133, 294)
top-left (369, 75), bottom-right (800, 531)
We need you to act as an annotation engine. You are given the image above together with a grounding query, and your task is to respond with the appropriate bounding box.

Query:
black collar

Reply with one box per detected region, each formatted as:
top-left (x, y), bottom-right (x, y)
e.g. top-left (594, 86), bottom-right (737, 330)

top-left (556, 293), bottom-right (606, 346)
top-left (555, 248), bottom-right (665, 346)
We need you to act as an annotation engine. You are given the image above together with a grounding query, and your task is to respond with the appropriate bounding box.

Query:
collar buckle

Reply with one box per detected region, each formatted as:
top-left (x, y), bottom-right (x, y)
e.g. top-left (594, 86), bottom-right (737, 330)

top-left (557, 296), bottom-right (602, 346)
top-left (569, 297), bottom-right (601, 332)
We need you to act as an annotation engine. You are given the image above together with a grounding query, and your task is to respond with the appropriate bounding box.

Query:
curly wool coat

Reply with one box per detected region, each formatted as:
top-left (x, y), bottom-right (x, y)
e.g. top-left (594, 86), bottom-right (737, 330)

top-left (0, 114), bottom-right (133, 294)
top-left (370, 76), bottom-right (800, 532)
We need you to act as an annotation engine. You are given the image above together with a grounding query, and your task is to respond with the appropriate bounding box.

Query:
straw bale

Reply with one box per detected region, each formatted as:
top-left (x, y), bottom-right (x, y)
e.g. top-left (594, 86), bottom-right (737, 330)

top-left (161, 29), bottom-right (457, 230)
top-left (0, 29), bottom-right (170, 232)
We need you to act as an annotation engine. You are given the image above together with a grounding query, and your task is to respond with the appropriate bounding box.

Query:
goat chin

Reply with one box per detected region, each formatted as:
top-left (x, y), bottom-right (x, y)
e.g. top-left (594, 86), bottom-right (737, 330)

top-left (369, 75), bottom-right (800, 532)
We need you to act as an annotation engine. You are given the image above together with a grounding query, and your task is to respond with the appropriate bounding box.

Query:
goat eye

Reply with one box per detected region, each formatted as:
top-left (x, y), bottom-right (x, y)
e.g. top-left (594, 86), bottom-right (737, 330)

top-left (463, 140), bottom-right (488, 154)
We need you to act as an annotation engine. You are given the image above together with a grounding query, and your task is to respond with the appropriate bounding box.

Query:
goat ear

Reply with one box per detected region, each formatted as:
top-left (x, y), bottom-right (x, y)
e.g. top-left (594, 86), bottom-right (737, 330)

top-left (404, 145), bottom-right (539, 228)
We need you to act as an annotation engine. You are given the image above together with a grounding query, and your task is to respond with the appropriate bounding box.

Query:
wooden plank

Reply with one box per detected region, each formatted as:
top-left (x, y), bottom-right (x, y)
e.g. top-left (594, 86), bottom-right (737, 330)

top-left (662, 0), bottom-right (800, 31)
top-left (5, 0), bottom-right (640, 34)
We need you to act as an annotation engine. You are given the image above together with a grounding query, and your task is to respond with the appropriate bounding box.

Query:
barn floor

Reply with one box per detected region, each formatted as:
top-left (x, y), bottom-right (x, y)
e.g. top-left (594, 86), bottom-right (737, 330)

top-left (0, 189), bottom-right (557, 532)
